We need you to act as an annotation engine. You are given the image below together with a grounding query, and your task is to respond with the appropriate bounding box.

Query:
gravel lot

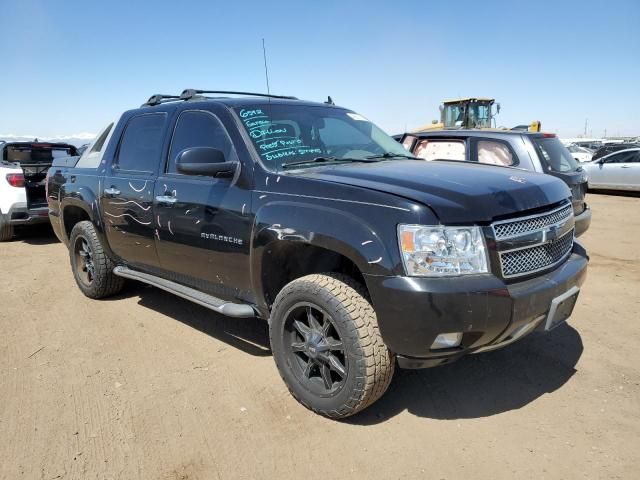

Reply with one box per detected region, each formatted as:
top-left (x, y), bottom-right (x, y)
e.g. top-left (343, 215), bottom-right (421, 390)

top-left (0, 193), bottom-right (638, 480)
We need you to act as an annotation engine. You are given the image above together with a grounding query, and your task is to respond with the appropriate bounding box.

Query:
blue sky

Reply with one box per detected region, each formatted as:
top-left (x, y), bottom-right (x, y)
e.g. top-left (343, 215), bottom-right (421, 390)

top-left (1, 0), bottom-right (638, 140)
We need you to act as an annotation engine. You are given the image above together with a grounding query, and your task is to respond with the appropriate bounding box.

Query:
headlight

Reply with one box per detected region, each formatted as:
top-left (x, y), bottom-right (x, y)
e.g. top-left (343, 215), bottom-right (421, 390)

top-left (398, 225), bottom-right (489, 276)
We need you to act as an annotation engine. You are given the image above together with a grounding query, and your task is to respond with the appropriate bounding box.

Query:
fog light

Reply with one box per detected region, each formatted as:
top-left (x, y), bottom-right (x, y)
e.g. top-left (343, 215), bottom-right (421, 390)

top-left (431, 332), bottom-right (463, 350)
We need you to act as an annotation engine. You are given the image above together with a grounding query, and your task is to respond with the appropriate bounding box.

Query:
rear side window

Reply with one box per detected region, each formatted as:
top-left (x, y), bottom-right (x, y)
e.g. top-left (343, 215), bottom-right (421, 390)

top-left (477, 140), bottom-right (515, 166)
top-left (115, 113), bottom-right (166, 173)
top-left (168, 110), bottom-right (237, 174)
top-left (415, 139), bottom-right (466, 161)
top-left (532, 137), bottom-right (578, 172)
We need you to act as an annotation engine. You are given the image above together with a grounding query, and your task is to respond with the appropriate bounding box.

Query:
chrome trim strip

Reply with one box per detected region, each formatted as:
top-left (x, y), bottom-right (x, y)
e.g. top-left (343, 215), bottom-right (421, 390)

top-left (491, 203), bottom-right (573, 240)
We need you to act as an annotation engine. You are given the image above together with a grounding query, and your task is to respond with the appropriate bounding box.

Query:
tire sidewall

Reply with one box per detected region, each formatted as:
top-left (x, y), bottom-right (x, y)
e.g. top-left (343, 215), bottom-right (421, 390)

top-left (270, 279), bottom-right (367, 414)
top-left (69, 221), bottom-right (105, 297)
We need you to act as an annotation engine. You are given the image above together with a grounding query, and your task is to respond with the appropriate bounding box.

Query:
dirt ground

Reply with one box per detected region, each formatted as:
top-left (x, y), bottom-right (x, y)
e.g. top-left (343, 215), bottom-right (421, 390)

top-left (0, 193), bottom-right (638, 480)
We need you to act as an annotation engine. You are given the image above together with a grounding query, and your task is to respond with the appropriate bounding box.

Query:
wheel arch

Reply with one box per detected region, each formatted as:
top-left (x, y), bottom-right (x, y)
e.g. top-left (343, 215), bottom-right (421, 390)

top-left (250, 202), bottom-right (394, 316)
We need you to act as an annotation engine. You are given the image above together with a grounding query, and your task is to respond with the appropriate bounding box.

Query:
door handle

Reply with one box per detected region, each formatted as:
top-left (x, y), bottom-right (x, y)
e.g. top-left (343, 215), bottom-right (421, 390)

top-left (621, 165), bottom-right (631, 168)
top-left (104, 187), bottom-right (121, 196)
top-left (155, 195), bottom-right (178, 205)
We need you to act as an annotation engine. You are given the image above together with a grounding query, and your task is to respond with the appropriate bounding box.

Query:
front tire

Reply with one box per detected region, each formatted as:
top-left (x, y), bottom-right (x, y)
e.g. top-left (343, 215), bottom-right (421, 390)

top-left (69, 221), bottom-right (124, 299)
top-left (270, 273), bottom-right (394, 419)
top-left (0, 214), bottom-right (13, 241)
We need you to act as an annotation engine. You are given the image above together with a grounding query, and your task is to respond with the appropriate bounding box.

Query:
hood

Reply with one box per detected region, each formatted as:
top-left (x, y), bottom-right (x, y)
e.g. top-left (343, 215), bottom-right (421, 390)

top-left (301, 160), bottom-right (571, 223)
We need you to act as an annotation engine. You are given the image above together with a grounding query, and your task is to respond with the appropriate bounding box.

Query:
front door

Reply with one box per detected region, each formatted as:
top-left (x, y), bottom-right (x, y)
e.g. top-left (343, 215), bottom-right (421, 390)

top-left (590, 150), bottom-right (637, 188)
top-left (101, 112), bottom-right (167, 269)
top-left (154, 108), bottom-right (253, 302)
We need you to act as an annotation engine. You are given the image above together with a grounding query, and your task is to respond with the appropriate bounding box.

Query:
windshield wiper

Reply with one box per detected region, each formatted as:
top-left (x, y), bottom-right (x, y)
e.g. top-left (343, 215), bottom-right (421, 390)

top-left (281, 156), bottom-right (379, 169)
top-left (365, 152), bottom-right (420, 160)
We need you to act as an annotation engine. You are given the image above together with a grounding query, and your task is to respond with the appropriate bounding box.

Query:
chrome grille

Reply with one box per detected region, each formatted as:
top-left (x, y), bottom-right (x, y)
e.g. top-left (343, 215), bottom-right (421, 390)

top-left (493, 204), bottom-right (573, 240)
top-left (500, 229), bottom-right (574, 278)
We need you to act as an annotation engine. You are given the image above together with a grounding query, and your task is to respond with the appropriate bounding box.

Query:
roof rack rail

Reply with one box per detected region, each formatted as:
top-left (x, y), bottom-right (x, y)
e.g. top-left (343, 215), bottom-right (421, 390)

top-left (180, 89), bottom-right (298, 101)
top-left (142, 94), bottom-right (181, 107)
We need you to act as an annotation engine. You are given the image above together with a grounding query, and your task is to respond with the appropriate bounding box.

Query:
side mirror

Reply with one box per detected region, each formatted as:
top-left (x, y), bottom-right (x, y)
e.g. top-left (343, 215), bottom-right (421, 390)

top-left (496, 103), bottom-right (501, 114)
top-left (175, 147), bottom-right (238, 178)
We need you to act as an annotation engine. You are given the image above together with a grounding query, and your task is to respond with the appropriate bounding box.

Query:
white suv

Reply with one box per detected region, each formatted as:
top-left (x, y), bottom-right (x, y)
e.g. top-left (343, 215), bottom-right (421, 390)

top-left (0, 141), bottom-right (77, 241)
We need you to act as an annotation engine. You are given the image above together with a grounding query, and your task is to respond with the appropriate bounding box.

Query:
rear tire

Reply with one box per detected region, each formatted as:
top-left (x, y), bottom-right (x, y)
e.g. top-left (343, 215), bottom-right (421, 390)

top-left (270, 273), bottom-right (395, 419)
top-left (69, 221), bottom-right (124, 299)
top-left (0, 214), bottom-right (13, 242)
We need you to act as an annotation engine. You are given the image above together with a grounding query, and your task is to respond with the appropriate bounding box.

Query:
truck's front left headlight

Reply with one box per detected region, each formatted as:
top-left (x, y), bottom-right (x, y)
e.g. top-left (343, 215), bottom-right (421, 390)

top-left (398, 225), bottom-right (489, 276)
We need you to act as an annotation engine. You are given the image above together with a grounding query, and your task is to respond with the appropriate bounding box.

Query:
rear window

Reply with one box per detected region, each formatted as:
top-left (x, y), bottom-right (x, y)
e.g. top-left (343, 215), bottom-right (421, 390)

top-left (3, 144), bottom-right (77, 164)
top-left (415, 139), bottom-right (466, 161)
top-left (532, 137), bottom-right (579, 172)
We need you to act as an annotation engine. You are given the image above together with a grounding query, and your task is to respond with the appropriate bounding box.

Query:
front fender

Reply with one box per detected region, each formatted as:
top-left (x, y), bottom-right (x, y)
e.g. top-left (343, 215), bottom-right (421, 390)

top-left (250, 201), bottom-right (396, 309)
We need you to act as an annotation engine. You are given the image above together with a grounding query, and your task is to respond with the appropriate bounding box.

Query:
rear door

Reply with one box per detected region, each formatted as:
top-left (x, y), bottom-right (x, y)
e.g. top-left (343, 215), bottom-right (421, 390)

top-left (101, 112), bottom-right (167, 269)
top-left (153, 106), bottom-right (253, 302)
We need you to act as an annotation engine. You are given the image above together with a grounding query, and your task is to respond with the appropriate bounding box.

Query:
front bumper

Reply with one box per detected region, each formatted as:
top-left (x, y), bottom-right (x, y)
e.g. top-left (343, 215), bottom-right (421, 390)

top-left (574, 204), bottom-right (591, 237)
top-left (364, 242), bottom-right (588, 369)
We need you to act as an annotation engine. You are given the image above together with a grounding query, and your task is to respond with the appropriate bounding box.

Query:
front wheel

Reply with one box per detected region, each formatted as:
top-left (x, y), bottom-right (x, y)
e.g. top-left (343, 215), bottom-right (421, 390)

top-left (270, 273), bottom-right (394, 419)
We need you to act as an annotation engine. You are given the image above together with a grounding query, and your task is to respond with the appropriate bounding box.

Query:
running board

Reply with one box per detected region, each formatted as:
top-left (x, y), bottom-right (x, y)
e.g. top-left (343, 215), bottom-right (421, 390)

top-left (113, 266), bottom-right (256, 318)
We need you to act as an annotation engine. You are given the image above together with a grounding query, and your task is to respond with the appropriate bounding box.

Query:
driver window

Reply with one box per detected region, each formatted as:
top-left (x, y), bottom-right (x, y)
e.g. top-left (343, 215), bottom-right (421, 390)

top-left (415, 139), bottom-right (466, 161)
top-left (168, 111), bottom-right (237, 174)
top-left (605, 151), bottom-right (635, 164)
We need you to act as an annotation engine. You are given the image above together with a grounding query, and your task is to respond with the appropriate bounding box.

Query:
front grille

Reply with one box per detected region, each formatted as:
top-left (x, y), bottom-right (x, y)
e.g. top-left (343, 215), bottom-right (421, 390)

top-left (492, 203), bottom-right (573, 240)
top-left (500, 228), bottom-right (574, 278)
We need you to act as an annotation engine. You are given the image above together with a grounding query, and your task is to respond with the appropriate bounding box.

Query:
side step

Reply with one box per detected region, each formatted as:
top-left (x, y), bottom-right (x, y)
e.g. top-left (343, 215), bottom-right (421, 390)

top-left (113, 266), bottom-right (256, 318)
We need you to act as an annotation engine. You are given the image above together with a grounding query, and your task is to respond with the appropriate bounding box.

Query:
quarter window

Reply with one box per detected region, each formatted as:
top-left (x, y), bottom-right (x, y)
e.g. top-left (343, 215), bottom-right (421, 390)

top-left (477, 140), bottom-right (515, 166)
top-left (116, 114), bottom-right (166, 173)
top-left (415, 139), bottom-right (466, 161)
top-left (168, 111), bottom-right (237, 174)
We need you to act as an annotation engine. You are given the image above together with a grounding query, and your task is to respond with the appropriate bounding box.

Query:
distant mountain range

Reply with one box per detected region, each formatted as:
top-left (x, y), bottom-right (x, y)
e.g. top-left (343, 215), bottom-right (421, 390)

top-left (0, 133), bottom-right (96, 147)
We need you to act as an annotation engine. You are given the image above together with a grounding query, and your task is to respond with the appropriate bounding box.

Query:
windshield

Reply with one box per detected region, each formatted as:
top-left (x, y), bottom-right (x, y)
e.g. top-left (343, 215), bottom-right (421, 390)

top-left (532, 137), bottom-right (579, 172)
top-left (234, 104), bottom-right (410, 171)
top-left (443, 102), bottom-right (492, 128)
top-left (3, 144), bottom-right (77, 164)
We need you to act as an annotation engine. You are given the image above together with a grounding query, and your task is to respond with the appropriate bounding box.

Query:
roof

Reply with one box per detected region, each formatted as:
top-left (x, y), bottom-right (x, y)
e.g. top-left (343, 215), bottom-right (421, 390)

top-left (442, 97), bottom-right (495, 104)
top-left (409, 128), bottom-right (547, 139)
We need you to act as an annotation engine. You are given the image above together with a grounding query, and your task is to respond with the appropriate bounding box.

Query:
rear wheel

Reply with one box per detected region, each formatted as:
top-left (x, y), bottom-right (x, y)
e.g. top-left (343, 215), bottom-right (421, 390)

top-left (69, 221), bottom-right (124, 299)
top-left (270, 273), bottom-right (395, 419)
top-left (0, 214), bottom-right (13, 241)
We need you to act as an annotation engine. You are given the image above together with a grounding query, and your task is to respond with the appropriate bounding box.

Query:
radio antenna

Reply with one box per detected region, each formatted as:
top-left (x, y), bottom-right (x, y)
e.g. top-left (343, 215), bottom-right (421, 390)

top-left (262, 38), bottom-right (271, 97)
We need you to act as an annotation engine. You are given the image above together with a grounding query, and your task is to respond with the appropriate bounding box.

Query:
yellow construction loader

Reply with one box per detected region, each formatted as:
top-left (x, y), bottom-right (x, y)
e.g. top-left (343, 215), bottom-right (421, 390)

top-left (415, 98), bottom-right (541, 133)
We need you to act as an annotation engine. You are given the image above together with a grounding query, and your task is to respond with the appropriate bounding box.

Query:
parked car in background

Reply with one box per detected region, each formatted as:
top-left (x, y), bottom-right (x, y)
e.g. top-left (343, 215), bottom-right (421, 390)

top-left (397, 130), bottom-right (591, 236)
top-left (592, 143), bottom-right (640, 161)
top-left (0, 141), bottom-right (77, 241)
top-left (566, 144), bottom-right (594, 163)
top-left (47, 89), bottom-right (588, 418)
top-left (582, 148), bottom-right (640, 192)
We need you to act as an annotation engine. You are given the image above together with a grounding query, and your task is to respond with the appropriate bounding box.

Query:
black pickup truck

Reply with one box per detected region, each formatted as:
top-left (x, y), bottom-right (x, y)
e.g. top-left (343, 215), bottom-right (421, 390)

top-left (47, 90), bottom-right (588, 418)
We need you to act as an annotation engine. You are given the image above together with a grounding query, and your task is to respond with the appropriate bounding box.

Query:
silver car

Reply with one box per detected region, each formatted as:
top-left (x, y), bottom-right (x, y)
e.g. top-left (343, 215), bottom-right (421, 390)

top-left (583, 148), bottom-right (640, 192)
